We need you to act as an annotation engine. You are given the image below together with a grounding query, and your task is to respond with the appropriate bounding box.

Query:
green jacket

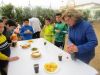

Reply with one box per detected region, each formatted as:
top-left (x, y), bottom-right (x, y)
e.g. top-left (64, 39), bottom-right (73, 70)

top-left (53, 22), bottom-right (68, 42)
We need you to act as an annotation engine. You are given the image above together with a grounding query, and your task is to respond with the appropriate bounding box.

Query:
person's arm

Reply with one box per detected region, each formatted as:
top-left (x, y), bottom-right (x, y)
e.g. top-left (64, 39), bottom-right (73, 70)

top-left (0, 52), bottom-right (19, 61)
top-left (61, 24), bottom-right (68, 34)
top-left (53, 24), bottom-right (56, 34)
top-left (40, 25), bottom-right (45, 37)
top-left (27, 26), bottom-right (34, 34)
top-left (20, 27), bottom-right (25, 36)
top-left (51, 25), bottom-right (54, 36)
top-left (0, 52), bottom-right (9, 60)
top-left (30, 26), bottom-right (34, 34)
top-left (77, 25), bottom-right (98, 54)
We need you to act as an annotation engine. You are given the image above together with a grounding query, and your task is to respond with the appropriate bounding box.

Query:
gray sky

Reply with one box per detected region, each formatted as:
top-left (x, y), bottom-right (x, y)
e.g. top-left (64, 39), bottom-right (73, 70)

top-left (0, 0), bottom-right (100, 9)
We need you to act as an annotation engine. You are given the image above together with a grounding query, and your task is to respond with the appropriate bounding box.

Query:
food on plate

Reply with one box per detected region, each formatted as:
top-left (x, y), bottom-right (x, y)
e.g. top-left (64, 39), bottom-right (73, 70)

top-left (31, 52), bottom-right (41, 58)
top-left (31, 48), bottom-right (38, 51)
top-left (44, 62), bottom-right (58, 73)
top-left (32, 50), bottom-right (39, 53)
top-left (21, 44), bottom-right (30, 49)
top-left (28, 40), bottom-right (33, 43)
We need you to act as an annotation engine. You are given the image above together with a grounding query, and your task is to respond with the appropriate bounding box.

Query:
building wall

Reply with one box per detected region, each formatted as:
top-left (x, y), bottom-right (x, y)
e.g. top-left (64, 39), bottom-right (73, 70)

top-left (75, 4), bottom-right (100, 21)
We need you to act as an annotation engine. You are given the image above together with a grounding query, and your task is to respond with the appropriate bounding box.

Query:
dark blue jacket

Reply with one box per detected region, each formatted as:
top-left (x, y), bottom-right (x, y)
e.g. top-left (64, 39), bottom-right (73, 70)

top-left (20, 25), bottom-right (34, 40)
top-left (69, 19), bottom-right (98, 63)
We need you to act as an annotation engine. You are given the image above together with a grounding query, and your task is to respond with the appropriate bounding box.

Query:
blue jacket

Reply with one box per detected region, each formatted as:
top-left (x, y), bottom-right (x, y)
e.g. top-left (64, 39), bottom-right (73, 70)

top-left (20, 25), bottom-right (34, 40)
top-left (68, 19), bottom-right (98, 63)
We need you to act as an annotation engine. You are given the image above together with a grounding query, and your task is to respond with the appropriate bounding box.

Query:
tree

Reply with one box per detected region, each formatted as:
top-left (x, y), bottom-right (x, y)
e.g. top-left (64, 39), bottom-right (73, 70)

top-left (22, 7), bottom-right (33, 19)
top-left (94, 10), bottom-right (100, 20)
top-left (0, 4), bottom-right (57, 25)
top-left (14, 7), bottom-right (24, 24)
top-left (0, 4), bottom-right (15, 19)
top-left (82, 10), bottom-right (90, 20)
top-left (31, 7), bottom-right (56, 25)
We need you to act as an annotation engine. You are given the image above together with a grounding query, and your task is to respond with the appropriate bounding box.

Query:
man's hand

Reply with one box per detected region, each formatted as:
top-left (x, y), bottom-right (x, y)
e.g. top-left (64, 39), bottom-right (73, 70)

top-left (8, 56), bottom-right (19, 62)
top-left (66, 44), bottom-right (78, 53)
top-left (24, 30), bottom-right (28, 34)
top-left (24, 30), bottom-right (32, 34)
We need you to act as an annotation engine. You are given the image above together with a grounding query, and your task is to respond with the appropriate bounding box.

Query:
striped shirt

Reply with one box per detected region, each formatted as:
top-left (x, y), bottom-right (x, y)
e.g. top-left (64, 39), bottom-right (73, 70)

top-left (0, 34), bottom-right (9, 51)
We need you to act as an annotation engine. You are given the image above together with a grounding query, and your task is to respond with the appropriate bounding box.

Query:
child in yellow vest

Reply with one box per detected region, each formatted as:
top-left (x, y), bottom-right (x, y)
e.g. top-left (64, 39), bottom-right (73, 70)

top-left (41, 18), bottom-right (54, 42)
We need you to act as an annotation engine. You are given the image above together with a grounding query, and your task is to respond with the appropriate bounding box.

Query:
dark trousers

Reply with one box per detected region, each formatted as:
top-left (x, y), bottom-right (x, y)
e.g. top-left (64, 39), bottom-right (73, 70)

top-left (54, 41), bottom-right (64, 49)
top-left (32, 31), bottom-right (40, 39)
top-left (0, 48), bottom-right (10, 75)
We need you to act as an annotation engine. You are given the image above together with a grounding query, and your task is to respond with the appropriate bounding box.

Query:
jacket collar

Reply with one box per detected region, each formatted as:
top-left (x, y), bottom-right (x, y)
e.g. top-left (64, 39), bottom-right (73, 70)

top-left (72, 19), bottom-right (83, 28)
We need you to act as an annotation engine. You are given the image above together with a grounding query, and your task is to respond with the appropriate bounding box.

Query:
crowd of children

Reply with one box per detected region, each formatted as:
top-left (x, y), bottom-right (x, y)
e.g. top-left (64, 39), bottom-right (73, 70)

top-left (0, 11), bottom-right (68, 75)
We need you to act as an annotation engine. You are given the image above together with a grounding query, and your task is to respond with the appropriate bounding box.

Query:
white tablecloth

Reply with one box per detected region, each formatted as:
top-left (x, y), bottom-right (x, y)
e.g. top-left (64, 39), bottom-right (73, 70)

top-left (8, 38), bottom-right (98, 75)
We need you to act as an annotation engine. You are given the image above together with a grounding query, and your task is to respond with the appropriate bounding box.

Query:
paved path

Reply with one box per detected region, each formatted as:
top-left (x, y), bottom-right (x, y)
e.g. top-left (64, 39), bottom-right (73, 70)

top-left (90, 21), bottom-right (100, 75)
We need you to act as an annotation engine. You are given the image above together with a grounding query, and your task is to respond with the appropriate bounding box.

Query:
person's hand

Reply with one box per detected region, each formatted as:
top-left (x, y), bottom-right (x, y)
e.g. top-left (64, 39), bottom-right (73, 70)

top-left (24, 30), bottom-right (32, 34)
top-left (8, 56), bottom-right (19, 62)
top-left (24, 31), bottom-right (28, 34)
top-left (24, 30), bottom-right (30, 34)
top-left (66, 44), bottom-right (78, 53)
top-left (55, 30), bottom-right (60, 33)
